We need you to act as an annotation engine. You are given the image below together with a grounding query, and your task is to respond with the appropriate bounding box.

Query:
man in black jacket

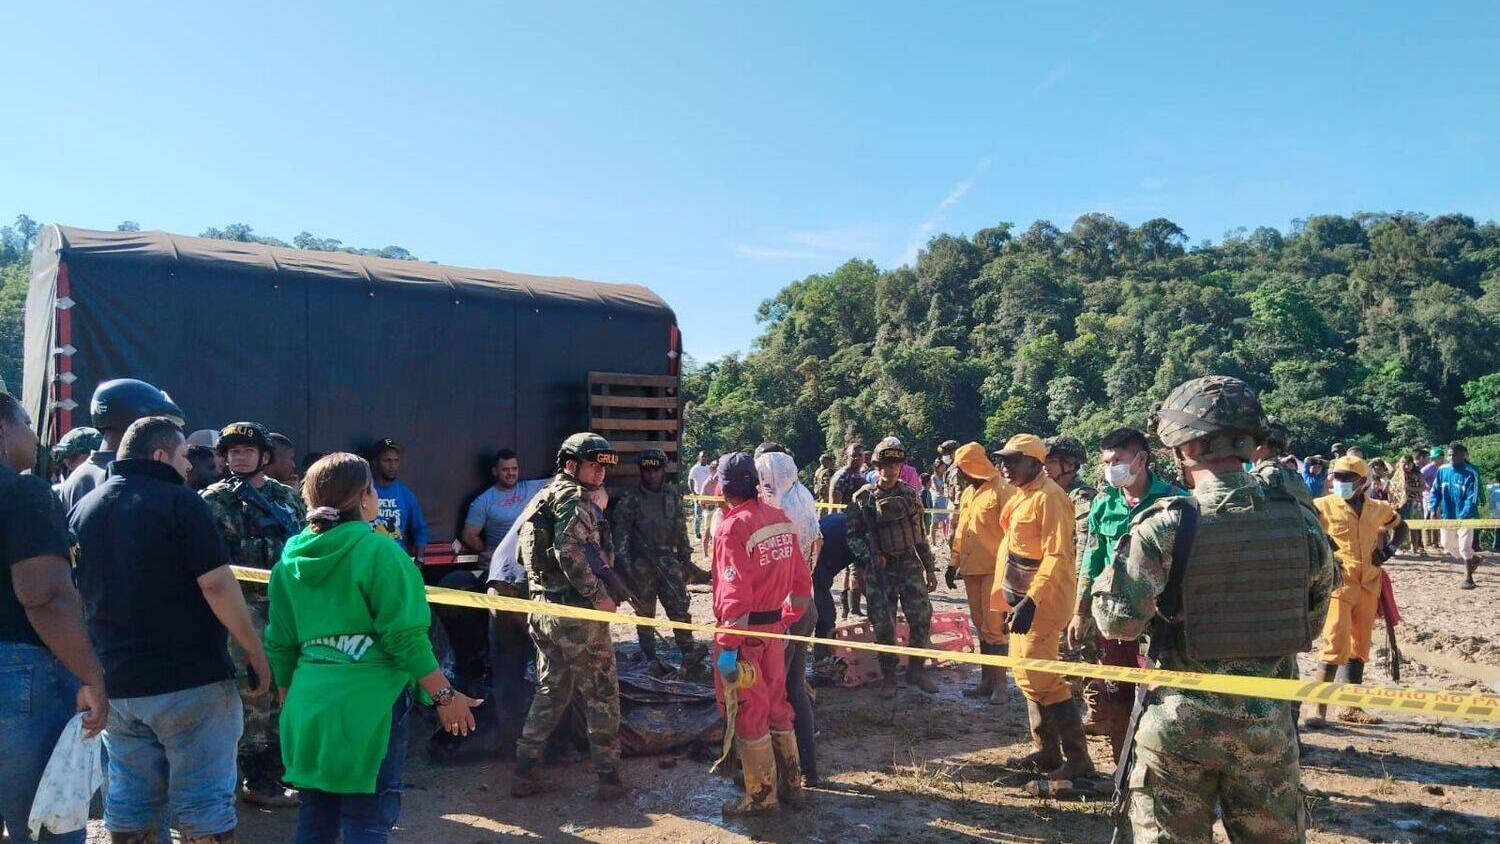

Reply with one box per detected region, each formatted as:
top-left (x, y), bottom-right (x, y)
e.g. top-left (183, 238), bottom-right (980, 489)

top-left (71, 416), bottom-right (270, 844)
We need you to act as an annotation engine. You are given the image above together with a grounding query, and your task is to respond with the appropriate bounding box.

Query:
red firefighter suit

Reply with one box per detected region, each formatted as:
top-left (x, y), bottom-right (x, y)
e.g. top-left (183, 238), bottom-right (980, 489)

top-left (712, 498), bottom-right (813, 740)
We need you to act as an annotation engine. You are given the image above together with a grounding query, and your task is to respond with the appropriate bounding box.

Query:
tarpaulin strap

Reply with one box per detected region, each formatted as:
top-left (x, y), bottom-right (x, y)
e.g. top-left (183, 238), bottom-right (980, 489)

top-left (231, 566), bottom-right (1500, 723)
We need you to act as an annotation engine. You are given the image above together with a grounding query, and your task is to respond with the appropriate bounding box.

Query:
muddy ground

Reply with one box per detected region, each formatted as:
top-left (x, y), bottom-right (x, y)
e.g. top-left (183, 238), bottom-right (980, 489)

top-left (83, 545), bottom-right (1499, 843)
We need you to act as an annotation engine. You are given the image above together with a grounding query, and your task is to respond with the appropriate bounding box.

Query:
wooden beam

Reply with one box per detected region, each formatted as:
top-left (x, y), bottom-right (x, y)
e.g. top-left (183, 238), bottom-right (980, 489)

top-left (609, 441), bottom-right (681, 453)
top-left (590, 395), bottom-right (680, 410)
top-left (592, 417), bottom-right (680, 432)
top-left (589, 372), bottom-right (679, 389)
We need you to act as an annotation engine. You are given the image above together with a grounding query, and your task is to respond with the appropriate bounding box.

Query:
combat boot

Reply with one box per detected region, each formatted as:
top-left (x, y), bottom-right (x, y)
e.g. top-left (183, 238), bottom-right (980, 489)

top-left (876, 665), bottom-right (898, 698)
top-left (509, 753), bottom-right (554, 797)
top-left (636, 630), bottom-right (658, 665)
top-left (1047, 700), bottom-right (1098, 781)
top-left (1006, 700), bottom-right (1062, 772)
top-left (1303, 662), bottom-right (1340, 728)
top-left (907, 656), bottom-right (938, 695)
top-left (769, 730), bottom-right (807, 809)
top-left (1336, 659), bottom-right (1383, 724)
top-left (722, 736), bottom-right (779, 817)
top-left (1081, 681), bottom-right (1108, 735)
top-left (963, 644), bottom-right (996, 698)
top-left (593, 769), bottom-right (627, 802)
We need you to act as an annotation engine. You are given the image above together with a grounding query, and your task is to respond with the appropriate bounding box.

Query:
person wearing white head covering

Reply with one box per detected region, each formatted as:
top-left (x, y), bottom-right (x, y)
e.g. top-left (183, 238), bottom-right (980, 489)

top-left (754, 450), bottom-right (823, 787)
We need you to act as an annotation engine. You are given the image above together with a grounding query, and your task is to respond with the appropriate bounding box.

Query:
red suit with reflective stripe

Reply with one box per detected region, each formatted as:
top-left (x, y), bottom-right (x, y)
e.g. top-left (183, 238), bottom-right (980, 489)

top-left (712, 499), bottom-right (813, 741)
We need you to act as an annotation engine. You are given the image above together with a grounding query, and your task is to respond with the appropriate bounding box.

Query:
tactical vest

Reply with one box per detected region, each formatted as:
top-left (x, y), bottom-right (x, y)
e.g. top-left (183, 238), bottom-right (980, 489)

top-left (1168, 496), bottom-right (1313, 660)
top-left (518, 477), bottom-right (586, 605)
top-left (629, 486), bottom-right (680, 551)
top-left (861, 485), bottom-right (922, 558)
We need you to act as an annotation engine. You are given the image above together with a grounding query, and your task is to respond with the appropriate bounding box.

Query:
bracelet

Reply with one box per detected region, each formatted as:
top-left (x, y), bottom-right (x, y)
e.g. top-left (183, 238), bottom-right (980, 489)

top-left (433, 687), bottom-right (456, 707)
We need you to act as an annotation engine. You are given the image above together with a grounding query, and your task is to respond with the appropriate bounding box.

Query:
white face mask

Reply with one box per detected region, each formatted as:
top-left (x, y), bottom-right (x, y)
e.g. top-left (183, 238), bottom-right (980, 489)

top-left (1332, 480), bottom-right (1357, 499)
top-left (941, 454), bottom-right (953, 466)
top-left (1105, 462), bottom-right (1137, 489)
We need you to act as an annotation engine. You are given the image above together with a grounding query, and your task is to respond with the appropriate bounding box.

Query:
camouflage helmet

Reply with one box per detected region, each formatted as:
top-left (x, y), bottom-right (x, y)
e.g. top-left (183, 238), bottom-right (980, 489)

top-left (90, 378), bottom-right (184, 432)
top-left (938, 439), bottom-right (960, 454)
top-left (1151, 376), bottom-right (1265, 459)
top-left (557, 432), bottom-right (618, 469)
top-left (53, 426), bottom-right (103, 458)
top-left (1262, 415), bottom-right (1290, 451)
top-left (638, 448), bottom-right (667, 469)
top-left (1044, 435), bottom-right (1087, 467)
top-left (872, 435), bottom-right (907, 464)
top-left (217, 421), bottom-right (273, 456)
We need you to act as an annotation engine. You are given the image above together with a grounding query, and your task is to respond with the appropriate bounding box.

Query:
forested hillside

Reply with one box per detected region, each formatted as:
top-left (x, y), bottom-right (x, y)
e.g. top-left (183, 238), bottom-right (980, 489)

top-left (682, 212), bottom-right (1500, 469)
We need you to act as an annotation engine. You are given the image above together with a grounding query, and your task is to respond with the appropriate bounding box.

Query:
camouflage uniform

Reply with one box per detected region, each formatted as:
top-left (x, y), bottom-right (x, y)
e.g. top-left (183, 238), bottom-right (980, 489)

top-left (1094, 471), bottom-right (1334, 841)
top-left (812, 462), bottom-right (835, 504)
top-left (1251, 459), bottom-right (1315, 509)
top-left (516, 473), bottom-right (622, 773)
top-left (846, 481), bottom-right (936, 669)
top-left (609, 480), bottom-right (697, 656)
top-left (1063, 476), bottom-right (1098, 575)
top-left (828, 465), bottom-right (866, 506)
top-left (201, 476), bottom-right (306, 757)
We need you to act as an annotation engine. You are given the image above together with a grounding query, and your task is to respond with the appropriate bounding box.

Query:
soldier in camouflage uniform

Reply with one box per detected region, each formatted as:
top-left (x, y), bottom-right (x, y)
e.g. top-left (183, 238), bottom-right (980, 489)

top-left (1044, 436), bottom-right (1098, 570)
top-left (1252, 415), bottom-right (1315, 508)
top-left (200, 421), bottom-right (307, 807)
top-left (1092, 376), bottom-right (1337, 843)
top-left (609, 448), bottom-right (700, 666)
top-left (811, 454), bottom-right (835, 504)
top-left (846, 436), bottom-right (940, 694)
top-left (511, 433), bottom-right (634, 802)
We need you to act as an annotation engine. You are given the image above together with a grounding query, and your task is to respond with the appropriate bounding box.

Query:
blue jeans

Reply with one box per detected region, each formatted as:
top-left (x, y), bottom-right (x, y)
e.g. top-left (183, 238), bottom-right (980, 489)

top-left (103, 679), bottom-right (242, 837)
top-left (294, 692), bottom-right (410, 844)
top-left (0, 642), bottom-right (85, 843)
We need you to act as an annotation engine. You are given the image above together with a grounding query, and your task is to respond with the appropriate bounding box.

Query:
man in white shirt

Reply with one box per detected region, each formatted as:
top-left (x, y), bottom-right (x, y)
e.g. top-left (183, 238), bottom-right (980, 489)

top-left (688, 451), bottom-right (713, 536)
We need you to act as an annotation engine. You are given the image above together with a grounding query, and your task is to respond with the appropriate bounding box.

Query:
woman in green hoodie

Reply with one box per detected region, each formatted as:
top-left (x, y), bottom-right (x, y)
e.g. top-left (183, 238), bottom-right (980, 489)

top-left (265, 453), bottom-right (480, 843)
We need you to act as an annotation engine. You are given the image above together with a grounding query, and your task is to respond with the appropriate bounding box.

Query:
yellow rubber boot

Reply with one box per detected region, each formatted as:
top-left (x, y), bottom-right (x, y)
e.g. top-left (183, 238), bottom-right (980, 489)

top-left (722, 736), bottom-right (779, 817)
top-left (770, 730), bottom-right (807, 809)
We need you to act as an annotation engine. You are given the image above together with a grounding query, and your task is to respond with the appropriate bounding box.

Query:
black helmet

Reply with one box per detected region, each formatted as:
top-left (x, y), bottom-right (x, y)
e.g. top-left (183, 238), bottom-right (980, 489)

top-left (90, 378), bottom-right (184, 433)
top-left (638, 448), bottom-right (667, 469)
top-left (217, 421), bottom-right (273, 456)
top-left (556, 432), bottom-right (618, 469)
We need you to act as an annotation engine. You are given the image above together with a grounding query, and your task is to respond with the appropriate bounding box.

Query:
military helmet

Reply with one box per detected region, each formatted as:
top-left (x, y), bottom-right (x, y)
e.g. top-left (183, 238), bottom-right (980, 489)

top-left (1151, 376), bottom-right (1265, 448)
top-left (216, 421), bottom-right (273, 455)
top-left (90, 378), bottom-right (184, 432)
top-left (53, 426), bottom-right (102, 458)
top-left (1044, 435), bottom-right (1087, 467)
top-left (872, 436), bottom-right (907, 464)
top-left (1262, 415), bottom-right (1290, 451)
top-left (557, 432), bottom-right (618, 468)
top-left (638, 448), bottom-right (667, 469)
top-left (938, 439), bottom-right (960, 454)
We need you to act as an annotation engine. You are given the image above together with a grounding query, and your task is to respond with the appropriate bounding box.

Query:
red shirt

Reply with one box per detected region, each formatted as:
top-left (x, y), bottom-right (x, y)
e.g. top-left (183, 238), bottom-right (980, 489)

top-left (712, 499), bottom-right (813, 648)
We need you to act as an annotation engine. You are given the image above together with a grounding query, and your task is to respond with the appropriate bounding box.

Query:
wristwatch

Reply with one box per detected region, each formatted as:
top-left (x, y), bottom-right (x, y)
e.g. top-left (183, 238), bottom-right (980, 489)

top-left (433, 687), bottom-right (456, 707)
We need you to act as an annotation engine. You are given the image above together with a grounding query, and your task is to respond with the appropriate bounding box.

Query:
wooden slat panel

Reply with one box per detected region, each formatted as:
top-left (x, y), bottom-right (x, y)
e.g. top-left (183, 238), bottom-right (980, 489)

top-left (589, 372), bottom-right (679, 389)
top-left (593, 417), bottom-right (680, 432)
top-left (610, 441), bottom-right (681, 453)
top-left (607, 462), bottom-right (681, 479)
top-left (590, 395), bottom-right (680, 409)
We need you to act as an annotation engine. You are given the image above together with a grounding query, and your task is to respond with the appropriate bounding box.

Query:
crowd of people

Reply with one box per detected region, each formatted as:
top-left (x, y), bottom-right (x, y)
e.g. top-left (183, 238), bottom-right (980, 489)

top-left (0, 371), bottom-right (1493, 842)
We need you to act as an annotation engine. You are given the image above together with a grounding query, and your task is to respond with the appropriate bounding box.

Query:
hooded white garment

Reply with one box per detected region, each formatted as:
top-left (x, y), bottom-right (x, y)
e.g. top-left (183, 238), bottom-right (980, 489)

top-left (755, 451), bottom-right (823, 562)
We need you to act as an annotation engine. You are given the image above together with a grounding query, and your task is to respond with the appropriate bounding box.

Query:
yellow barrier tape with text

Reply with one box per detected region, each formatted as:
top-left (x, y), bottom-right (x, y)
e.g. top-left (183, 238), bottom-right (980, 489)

top-left (688, 494), bottom-right (1500, 526)
top-left (232, 565), bottom-right (1499, 723)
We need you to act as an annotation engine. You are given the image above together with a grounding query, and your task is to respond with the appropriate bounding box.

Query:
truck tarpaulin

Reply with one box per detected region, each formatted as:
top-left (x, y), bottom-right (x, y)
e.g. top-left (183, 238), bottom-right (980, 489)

top-left (24, 225), bottom-right (679, 543)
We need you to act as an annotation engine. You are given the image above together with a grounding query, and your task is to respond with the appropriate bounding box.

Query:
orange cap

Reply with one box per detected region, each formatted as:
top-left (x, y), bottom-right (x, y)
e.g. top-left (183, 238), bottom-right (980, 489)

top-left (995, 433), bottom-right (1048, 463)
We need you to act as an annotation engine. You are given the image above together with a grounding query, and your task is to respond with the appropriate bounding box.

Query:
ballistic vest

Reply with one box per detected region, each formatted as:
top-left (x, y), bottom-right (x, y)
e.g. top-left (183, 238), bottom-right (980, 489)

top-left (1148, 490), bottom-right (1313, 661)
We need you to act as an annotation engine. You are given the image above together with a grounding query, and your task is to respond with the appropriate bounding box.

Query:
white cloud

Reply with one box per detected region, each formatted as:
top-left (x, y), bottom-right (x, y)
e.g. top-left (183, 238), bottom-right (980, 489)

top-left (1032, 61), bottom-right (1073, 97)
top-left (896, 156), bottom-right (992, 266)
top-left (732, 223), bottom-right (886, 262)
top-left (732, 243), bottom-right (829, 261)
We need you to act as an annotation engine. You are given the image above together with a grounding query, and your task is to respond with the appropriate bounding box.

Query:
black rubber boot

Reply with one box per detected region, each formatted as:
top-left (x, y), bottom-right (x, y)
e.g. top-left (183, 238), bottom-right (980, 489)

top-left (1047, 700), bottom-right (1098, 781)
top-left (964, 644), bottom-right (996, 698)
top-left (510, 753), bottom-right (553, 797)
top-left (594, 769), bottom-right (627, 802)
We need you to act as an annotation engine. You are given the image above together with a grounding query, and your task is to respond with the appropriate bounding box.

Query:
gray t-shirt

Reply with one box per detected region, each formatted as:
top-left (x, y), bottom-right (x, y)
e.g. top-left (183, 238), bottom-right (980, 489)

top-left (466, 479), bottom-right (548, 555)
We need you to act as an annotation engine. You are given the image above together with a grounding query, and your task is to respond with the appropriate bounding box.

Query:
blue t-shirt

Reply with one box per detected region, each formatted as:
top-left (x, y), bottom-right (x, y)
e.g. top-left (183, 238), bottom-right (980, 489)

top-left (372, 479), bottom-right (428, 555)
top-left (1488, 483), bottom-right (1500, 517)
top-left (465, 479), bottom-right (548, 555)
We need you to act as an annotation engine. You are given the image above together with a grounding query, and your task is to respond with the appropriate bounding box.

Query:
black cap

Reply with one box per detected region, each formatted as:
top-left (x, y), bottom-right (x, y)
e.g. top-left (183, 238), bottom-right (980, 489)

top-left (719, 452), bottom-right (759, 499)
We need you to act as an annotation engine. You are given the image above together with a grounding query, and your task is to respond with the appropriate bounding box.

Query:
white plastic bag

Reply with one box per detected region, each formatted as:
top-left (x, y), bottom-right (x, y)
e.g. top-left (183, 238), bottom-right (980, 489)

top-left (28, 712), bottom-right (104, 838)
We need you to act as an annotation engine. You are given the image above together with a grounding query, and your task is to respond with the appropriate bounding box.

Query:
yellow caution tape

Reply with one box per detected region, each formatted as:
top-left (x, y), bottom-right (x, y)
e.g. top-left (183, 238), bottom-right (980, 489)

top-left (232, 566), bottom-right (1500, 723)
top-left (689, 494), bottom-right (1499, 525)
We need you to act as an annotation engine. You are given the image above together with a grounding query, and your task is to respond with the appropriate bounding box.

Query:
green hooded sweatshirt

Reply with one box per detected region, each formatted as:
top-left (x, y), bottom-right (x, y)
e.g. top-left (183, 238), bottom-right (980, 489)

top-left (264, 521), bottom-right (438, 794)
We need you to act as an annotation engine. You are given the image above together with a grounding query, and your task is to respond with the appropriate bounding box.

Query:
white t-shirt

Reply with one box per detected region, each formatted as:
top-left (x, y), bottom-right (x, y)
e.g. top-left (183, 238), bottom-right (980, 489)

top-left (688, 462), bottom-right (712, 494)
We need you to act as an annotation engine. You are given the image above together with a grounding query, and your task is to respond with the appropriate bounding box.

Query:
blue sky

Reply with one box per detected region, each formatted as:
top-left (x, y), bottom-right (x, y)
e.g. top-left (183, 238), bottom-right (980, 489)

top-left (5, 2), bottom-right (1497, 360)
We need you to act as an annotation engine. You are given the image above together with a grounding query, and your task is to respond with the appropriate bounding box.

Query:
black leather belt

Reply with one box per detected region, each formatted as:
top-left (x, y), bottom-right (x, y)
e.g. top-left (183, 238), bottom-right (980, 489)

top-left (747, 610), bottom-right (783, 625)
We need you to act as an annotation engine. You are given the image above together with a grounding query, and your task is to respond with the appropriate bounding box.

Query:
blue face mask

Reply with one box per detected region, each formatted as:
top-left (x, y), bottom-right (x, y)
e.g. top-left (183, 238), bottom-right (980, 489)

top-left (1332, 480), bottom-right (1357, 499)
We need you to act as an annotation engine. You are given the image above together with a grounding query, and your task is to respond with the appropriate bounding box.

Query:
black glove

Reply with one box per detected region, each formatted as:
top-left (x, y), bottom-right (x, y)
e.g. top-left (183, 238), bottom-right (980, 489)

top-left (944, 566), bottom-right (959, 590)
top-left (1372, 541), bottom-right (1398, 566)
top-left (1006, 596), bottom-right (1036, 635)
